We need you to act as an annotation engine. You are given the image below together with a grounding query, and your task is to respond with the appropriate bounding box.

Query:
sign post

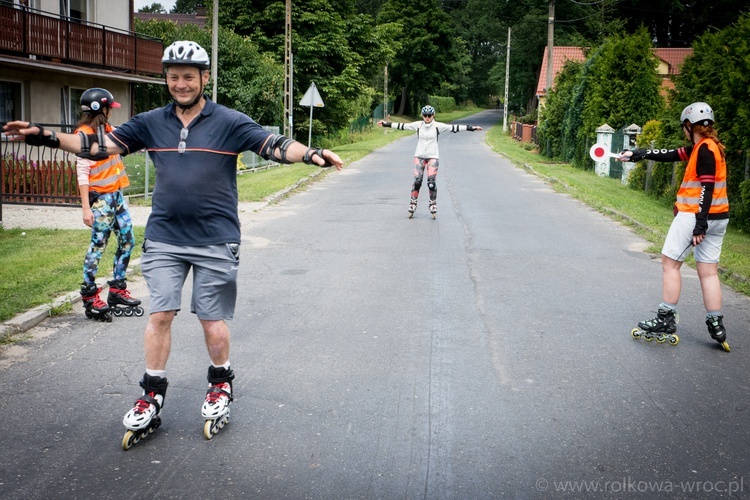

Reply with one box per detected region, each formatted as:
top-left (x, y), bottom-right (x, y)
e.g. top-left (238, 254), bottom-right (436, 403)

top-left (299, 82), bottom-right (325, 147)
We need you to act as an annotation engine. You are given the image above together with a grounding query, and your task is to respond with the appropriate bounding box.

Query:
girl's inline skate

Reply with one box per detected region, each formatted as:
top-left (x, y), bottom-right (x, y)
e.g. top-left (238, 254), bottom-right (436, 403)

top-left (631, 307), bottom-right (680, 346)
top-left (706, 314), bottom-right (730, 352)
top-left (122, 374), bottom-right (168, 450)
top-left (408, 198), bottom-right (417, 219)
top-left (202, 365), bottom-right (234, 440)
top-left (429, 200), bottom-right (437, 219)
top-left (107, 279), bottom-right (144, 317)
top-left (80, 283), bottom-right (112, 322)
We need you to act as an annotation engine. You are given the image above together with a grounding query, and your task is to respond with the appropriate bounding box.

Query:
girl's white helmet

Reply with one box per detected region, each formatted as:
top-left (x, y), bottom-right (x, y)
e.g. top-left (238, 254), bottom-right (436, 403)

top-left (680, 102), bottom-right (714, 126)
top-left (162, 40), bottom-right (210, 70)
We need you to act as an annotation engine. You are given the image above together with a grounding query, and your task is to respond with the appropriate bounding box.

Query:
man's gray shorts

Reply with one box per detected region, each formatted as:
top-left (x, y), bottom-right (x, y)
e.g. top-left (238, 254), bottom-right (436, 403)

top-left (140, 239), bottom-right (240, 320)
top-left (662, 211), bottom-right (728, 263)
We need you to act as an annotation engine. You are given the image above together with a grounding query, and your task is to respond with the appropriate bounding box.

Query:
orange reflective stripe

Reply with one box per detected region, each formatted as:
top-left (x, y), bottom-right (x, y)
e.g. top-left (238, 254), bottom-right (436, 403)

top-left (75, 124), bottom-right (129, 192)
top-left (674, 138), bottom-right (728, 214)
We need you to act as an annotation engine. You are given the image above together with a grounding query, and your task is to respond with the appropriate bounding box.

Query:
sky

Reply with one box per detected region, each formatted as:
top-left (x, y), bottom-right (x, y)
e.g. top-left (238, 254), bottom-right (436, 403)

top-left (133, 0), bottom-right (177, 12)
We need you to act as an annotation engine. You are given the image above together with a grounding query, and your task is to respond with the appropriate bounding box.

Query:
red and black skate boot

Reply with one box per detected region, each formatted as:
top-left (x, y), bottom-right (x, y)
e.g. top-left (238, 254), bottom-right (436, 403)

top-left (80, 283), bottom-right (112, 322)
top-left (107, 279), bottom-right (144, 317)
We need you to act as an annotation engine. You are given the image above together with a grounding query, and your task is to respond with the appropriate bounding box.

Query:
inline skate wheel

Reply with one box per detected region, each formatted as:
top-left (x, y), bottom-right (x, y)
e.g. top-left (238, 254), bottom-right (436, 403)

top-left (668, 334), bottom-right (680, 346)
top-left (204, 419), bottom-right (216, 440)
top-left (630, 328), bottom-right (642, 339)
top-left (122, 429), bottom-right (139, 450)
top-left (124, 308), bottom-right (134, 317)
top-left (112, 308), bottom-right (123, 317)
top-left (656, 335), bottom-right (667, 344)
top-left (135, 307), bottom-right (145, 317)
top-left (720, 341), bottom-right (730, 352)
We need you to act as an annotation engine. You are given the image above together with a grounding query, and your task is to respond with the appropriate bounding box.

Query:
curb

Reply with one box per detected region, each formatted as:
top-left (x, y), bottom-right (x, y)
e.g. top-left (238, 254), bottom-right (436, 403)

top-left (0, 291), bottom-right (82, 339)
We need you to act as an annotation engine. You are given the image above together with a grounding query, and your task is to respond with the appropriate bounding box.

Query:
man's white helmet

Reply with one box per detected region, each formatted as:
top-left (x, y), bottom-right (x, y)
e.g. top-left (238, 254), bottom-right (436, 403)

top-left (162, 40), bottom-right (210, 70)
top-left (680, 102), bottom-right (714, 126)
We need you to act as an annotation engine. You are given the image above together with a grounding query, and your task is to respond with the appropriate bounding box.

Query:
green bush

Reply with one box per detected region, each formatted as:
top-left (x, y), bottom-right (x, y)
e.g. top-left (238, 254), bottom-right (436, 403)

top-left (427, 96), bottom-right (457, 113)
top-left (628, 162), bottom-right (647, 191)
top-left (736, 178), bottom-right (750, 232)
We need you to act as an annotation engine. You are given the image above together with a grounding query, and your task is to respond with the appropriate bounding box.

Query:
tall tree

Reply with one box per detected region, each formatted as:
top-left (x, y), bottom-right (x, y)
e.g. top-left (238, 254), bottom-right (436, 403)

top-left (670, 11), bottom-right (750, 229)
top-left (172, 0), bottom-right (203, 14)
top-left (134, 19), bottom-right (284, 125)
top-left (377, 0), bottom-right (463, 115)
top-left (583, 28), bottom-right (663, 132)
top-left (218, 0), bottom-right (394, 138)
top-left (537, 59), bottom-right (583, 158)
top-left (138, 3), bottom-right (167, 13)
top-left (617, 0), bottom-right (749, 46)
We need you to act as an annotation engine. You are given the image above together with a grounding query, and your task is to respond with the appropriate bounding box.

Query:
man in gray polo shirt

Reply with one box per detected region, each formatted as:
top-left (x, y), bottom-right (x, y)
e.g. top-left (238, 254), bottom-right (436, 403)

top-left (3, 40), bottom-right (343, 448)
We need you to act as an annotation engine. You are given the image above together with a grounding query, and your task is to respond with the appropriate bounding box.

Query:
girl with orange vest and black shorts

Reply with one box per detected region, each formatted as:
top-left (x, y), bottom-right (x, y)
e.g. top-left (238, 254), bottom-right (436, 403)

top-left (76, 88), bottom-right (142, 321)
top-left (621, 102), bottom-right (730, 352)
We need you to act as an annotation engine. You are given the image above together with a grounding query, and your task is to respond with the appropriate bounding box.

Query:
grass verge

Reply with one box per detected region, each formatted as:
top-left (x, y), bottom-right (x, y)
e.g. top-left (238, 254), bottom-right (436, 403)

top-left (485, 128), bottom-right (750, 297)
top-left (0, 226), bottom-right (146, 323)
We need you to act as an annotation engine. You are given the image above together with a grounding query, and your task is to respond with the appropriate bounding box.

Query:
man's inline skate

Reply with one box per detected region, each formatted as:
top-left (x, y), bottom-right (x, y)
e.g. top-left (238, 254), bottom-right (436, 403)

top-left (408, 198), bottom-right (418, 219)
top-left (706, 314), bottom-right (730, 352)
top-left (80, 283), bottom-right (112, 322)
top-left (202, 365), bottom-right (234, 440)
top-left (429, 200), bottom-right (437, 219)
top-left (122, 374), bottom-right (168, 450)
top-left (631, 307), bottom-right (680, 345)
top-left (107, 279), bottom-right (144, 317)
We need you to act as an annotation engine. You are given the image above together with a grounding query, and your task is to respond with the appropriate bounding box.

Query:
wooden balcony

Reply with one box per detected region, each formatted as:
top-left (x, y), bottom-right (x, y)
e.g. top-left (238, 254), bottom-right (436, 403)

top-left (0, 3), bottom-right (163, 77)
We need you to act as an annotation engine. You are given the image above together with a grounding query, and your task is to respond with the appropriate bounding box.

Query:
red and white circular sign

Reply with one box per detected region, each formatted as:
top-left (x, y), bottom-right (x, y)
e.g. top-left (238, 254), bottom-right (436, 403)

top-left (589, 143), bottom-right (611, 162)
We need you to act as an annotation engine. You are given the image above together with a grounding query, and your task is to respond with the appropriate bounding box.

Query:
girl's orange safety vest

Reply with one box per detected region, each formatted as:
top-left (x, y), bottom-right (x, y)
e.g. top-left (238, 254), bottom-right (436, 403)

top-left (75, 123), bottom-right (129, 193)
top-left (675, 138), bottom-right (729, 215)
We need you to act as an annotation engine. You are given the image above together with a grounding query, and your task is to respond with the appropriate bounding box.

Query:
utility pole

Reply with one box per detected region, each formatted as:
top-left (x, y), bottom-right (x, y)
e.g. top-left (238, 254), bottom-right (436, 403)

top-left (211, 0), bottom-right (218, 102)
top-left (283, 0), bottom-right (292, 138)
top-left (503, 27), bottom-right (511, 133)
top-left (383, 64), bottom-right (388, 121)
top-left (545, 0), bottom-right (555, 92)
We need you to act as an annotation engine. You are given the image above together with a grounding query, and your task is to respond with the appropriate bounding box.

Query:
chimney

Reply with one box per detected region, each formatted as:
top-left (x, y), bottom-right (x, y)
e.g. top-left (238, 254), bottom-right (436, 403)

top-left (196, 5), bottom-right (207, 17)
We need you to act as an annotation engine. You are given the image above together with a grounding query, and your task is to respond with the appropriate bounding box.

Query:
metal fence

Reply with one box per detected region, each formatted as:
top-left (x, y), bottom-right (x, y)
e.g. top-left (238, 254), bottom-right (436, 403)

top-left (372, 101), bottom-right (394, 122)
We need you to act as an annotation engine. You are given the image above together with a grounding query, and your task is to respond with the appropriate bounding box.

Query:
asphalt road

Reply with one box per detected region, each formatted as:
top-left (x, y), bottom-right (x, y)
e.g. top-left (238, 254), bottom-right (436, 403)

top-left (1, 110), bottom-right (749, 499)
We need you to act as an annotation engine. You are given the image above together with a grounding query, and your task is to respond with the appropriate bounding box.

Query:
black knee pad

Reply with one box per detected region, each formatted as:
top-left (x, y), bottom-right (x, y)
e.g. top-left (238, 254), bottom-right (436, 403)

top-left (427, 176), bottom-right (436, 190)
top-left (413, 176), bottom-right (423, 191)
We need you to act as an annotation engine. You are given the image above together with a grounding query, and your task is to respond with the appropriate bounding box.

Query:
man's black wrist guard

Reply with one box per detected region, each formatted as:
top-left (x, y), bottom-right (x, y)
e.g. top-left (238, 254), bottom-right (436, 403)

top-left (24, 124), bottom-right (60, 148)
top-left (303, 147), bottom-right (332, 167)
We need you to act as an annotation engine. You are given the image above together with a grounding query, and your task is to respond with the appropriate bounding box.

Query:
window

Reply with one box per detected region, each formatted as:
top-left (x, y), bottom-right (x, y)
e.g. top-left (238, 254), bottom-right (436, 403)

top-left (0, 81), bottom-right (23, 122)
top-left (61, 86), bottom-right (85, 129)
top-left (60, 0), bottom-right (87, 21)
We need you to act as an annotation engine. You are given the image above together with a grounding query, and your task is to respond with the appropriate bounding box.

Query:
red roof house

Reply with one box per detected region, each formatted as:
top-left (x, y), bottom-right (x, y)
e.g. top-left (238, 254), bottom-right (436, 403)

top-left (535, 46), bottom-right (693, 109)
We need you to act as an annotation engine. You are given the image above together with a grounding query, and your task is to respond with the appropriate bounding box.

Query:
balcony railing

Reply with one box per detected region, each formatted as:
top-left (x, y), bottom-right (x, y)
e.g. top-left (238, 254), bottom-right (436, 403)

top-left (0, 2), bottom-right (163, 77)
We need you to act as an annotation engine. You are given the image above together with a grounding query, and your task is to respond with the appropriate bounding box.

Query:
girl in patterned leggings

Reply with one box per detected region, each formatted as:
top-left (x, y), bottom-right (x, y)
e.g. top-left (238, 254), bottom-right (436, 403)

top-left (76, 88), bottom-right (141, 320)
